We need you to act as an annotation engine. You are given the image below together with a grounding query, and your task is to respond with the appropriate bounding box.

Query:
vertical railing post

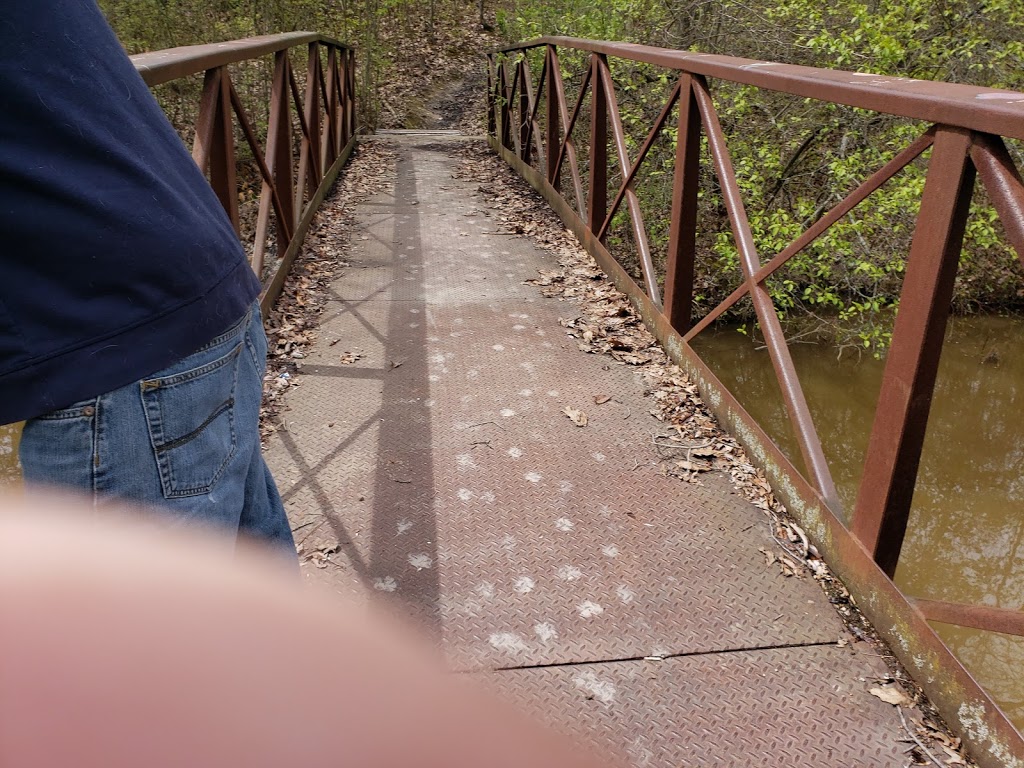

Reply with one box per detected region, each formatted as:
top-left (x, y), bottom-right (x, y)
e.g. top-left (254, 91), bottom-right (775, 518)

top-left (663, 73), bottom-right (702, 332)
top-left (487, 54), bottom-right (497, 137)
top-left (348, 48), bottom-right (357, 141)
top-left (545, 45), bottom-right (559, 190)
top-left (500, 62), bottom-right (512, 150)
top-left (519, 59), bottom-right (530, 161)
top-left (271, 52), bottom-right (296, 253)
top-left (192, 67), bottom-right (239, 236)
top-left (209, 67), bottom-right (240, 235)
top-left (320, 47), bottom-right (338, 172)
top-left (338, 47), bottom-right (349, 146)
top-left (587, 54), bottom-right (608, 235)
top-left (851, 126), bottom-right (976, 577)
top-left (299, 42), bottom-right (323, 213)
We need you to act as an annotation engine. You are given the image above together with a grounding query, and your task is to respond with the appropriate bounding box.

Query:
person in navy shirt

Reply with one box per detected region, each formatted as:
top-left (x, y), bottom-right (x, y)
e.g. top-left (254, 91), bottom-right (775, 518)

top-left (0, 0), bottom-right (294, 555)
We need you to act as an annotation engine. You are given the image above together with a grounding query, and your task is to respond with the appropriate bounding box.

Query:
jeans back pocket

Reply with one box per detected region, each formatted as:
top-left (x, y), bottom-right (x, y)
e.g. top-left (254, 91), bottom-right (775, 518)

top-left (141, 343), bottom-right (242, 498)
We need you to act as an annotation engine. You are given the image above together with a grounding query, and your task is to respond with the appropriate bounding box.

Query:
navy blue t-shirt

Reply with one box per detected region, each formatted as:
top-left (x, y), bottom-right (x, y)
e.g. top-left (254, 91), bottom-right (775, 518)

top-left (0, 1), bottom-right (260, 424)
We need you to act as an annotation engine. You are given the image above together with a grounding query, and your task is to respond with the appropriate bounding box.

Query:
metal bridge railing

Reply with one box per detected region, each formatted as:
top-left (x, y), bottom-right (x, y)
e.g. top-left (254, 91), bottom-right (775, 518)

top-left (132, 32), bottom-right (356, 315)
top-left (487, 36), bottom-right (1024, 767)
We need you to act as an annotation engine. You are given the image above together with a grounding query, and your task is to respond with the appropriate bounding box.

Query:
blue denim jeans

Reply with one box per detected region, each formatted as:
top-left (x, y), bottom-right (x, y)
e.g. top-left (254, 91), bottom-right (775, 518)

top-left (20, 304), bottom-right (296, 558)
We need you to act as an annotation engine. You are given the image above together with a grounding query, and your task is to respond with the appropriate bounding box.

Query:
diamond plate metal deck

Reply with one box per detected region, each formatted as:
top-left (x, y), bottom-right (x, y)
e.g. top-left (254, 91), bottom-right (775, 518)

top-left (479, 645), bottom-right (908, 767)
top-left (264, 135), bottom-right (911, 765)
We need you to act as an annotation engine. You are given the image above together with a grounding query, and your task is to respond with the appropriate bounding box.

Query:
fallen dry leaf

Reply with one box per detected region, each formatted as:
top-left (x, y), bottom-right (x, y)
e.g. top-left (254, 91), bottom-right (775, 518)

top-left (563, 407), bottom-right (588, 427)
top-left (593, 394), bottom-right (612, 404)
top-left (675, 459), bottom-right (710, 472)
top-left (339, 351), bottom-right (364, 365)
top-left (870, 685), bottom-right (912, 706)
top-left (941, 745), bottom-right (966, 765)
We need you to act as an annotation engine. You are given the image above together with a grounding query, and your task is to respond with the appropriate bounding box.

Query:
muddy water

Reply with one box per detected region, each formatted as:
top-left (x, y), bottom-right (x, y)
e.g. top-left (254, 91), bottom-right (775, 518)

top-left (693, 315), bottom-right (1024, 729)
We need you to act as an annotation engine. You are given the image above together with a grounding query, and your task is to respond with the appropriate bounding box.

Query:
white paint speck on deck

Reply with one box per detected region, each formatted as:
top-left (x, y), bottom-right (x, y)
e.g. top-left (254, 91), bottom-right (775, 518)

top-left (488, 632), bottom-right (528, 653)
top-left (534, 622), bottom-right (559, 642)
top-left (525, 472), bottom-right (542, 483)
top-left (517, 389), bottom-right (533, 397)
top-left (578, 601), bottom-right (604, 618)
top-left (602, 545), bottom-right (620, 557)
top-left (492, 344), bottom-right (505, 352)
top-left (555, 517), bottom-right (575, 532)
top-left (373, 576), bottom-right (398, 592)
top-left (500, 408), bottom-right (516, 418)
top-left (507, 447), bottom-right (523, 459)
top-left (408, 554), bottom-right (434, 570)
top-left (592, 452), bottom-right (606, 462)
top-left (397, 519), bottom-right (413, 535)
top-left (457, 488), bottom-right (473, 501)
top-left (616, 585), bottom-right (637, 604)
top-left (475, 582), bottom-right (496, 599)
top-left (573, 671), bottom-right (616, 703)
top-left (456, 454), bottom-right (477, 469)
top-left (557, 565), bottom-right (583, 581)
top-left (559, 480), bottom-right (574, 494)
top-left (546, 390), bottom-right (559, 397)
top-left (514, 576), bottom-right (536, 594)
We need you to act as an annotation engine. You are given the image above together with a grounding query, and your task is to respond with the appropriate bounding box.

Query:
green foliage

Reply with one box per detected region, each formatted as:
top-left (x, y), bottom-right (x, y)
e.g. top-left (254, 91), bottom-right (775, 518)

top-left (496, 0), bottom-right (1024, 354)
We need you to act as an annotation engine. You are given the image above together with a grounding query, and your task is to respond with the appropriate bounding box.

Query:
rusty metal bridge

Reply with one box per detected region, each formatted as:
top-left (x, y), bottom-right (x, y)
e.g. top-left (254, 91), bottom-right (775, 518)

top-left (129, 33), bottom-right (1024, 767)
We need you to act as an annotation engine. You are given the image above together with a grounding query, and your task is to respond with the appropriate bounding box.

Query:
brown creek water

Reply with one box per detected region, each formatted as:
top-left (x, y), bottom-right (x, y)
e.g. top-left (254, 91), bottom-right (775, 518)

top-left (693, 314), bottom-right (1024, 729)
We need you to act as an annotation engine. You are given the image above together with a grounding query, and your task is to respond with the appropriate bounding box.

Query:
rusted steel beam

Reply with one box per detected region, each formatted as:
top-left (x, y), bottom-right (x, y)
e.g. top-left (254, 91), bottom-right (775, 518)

top-left (597, 81), bottom-right (681, 242)
top-left (971, 134), bottom-right (1024, 269)
top-left (685, 128), bottom-right (937, 342)
top-left (319, 48), bottom-right (338, 173)
top-left (347, 49), bottom-right (357, 139)
top-left (508, 62), bottom-right (523, 157)
top-left (208, 67), bottom-right (240, 235)
top-left (488, 133), bottom-right (1024, 768)
top-left (549, 50), bottom-right (589, 218)
top-left (487, 55), bottom-right (497, 136)
top-left (587, 55), bottom-right (608, 235)
top-left (301, 43), bottom-right (324, 209)
top-left (851, 127), bottom-right (976, 576)
top-left (913, 598), bottom-right (1024, 637)
top-left (288, 60), bottom-right (318, 210)
top-left (523, 55), bottom-right (548, 170)
top-left (228, 79), bottom-right (293, 274)
top-left (131, 32), bottom-right (346, 86)
top-left (594, 56), bottom-right (661, 305)
top-left (331, 49), bottom-right (343, 155)
top-left (693, 75), bottom-right (840, 511)
top-left (191, 67), bottom-right (222, 173)
top-left (499, 62), bottom-right (512, 151)
top-left (545, 46), bottom-right (559, 189)
top-left (664, 75), bottom-right (701, 333)
top-left (251, 52), bottom-right (295, 276)
top-left (519, 58), bottom-right (532, 163)
top-left (492, 37), bottom-right (1024, 141)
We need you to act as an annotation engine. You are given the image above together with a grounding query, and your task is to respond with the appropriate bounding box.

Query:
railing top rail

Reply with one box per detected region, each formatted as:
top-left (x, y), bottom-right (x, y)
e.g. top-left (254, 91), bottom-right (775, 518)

top-left (492, 36), bottom-right (1024, 141)
top-left (131, 32), bottom-right (351, 86)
